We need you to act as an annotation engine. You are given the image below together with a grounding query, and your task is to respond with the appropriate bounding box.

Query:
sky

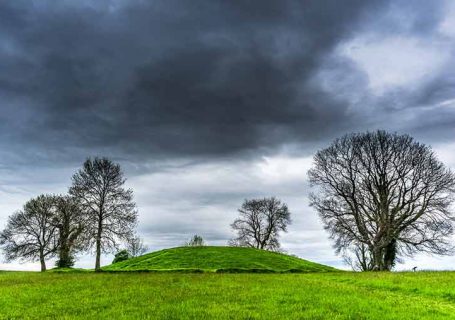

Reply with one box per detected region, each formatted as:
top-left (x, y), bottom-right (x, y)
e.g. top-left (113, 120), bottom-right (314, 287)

top-left (0, 0), bottom-right (454, 271)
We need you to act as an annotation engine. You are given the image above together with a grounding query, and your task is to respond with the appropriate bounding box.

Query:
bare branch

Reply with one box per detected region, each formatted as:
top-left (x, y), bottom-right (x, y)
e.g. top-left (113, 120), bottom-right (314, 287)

top-left (69, 157), bottom-right (138, 271)
top-left (229, 197), bottom-right (291, 251)
top-left (309, 131), bottom-right (455, 271)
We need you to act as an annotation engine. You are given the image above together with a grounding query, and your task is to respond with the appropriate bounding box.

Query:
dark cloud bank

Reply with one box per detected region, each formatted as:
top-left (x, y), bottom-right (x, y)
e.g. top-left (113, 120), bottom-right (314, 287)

top-left (4, 0), bottom-right (450, 167)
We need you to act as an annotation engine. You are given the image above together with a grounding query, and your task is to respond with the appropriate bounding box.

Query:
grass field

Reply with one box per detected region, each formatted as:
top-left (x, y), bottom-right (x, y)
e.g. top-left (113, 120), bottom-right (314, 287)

top-left (2, 248), bottom-right (454, 319)
top-left (1, 271), bottom-right (455, 319)
top-left (103, 246), bottom-right (335, 273)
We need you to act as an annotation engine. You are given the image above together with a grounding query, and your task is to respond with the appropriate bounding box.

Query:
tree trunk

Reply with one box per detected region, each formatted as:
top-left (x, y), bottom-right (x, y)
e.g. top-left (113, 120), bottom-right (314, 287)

top-left (371, 247), bottom-right (383, 271)
top-left (371, 242), bottom-right (396, 271)
top-left (57, 226), bottom-right (69, 268)
top-left (40, 252), bottom-right (46, 272)
top-left (58, 243), bottom-right (70, 268)
top-left (383, 240), bottom-right (397, 271)
top-left (95, 241), bottom-right (101, 271)
top-left (95, 218), bottom-right (102, 272)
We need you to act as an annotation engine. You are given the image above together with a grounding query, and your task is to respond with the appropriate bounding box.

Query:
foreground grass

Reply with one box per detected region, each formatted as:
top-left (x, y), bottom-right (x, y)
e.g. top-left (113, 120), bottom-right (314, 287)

top-left (103, 246), bottom-right (335, 272)
top-left (1, 271), bottom-right (455, 319)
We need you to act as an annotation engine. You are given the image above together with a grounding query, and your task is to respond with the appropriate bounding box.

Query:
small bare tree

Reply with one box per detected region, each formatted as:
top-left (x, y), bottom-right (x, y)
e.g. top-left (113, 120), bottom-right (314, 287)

top-left (53, 195), bottom-right (86, 268)
top-left (69, 157), bottom-right (138, 271)
top-left (187, 235), bottom-right (205, 247)
top-left (229, 197), bottom-right (291, 251)
top-left (0, 195), bottom-right (58, 272)
top-left (309, 131), bottom-right (455, 271)
top-left (341, 242), bottom-right (374, 271)
top-left (126, 235), bottom-right (148, 257)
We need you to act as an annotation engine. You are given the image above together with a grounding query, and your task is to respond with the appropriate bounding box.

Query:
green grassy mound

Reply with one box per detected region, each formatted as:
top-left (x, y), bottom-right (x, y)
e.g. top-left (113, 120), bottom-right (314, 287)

top-left (103, 246), bottom-right (336, 273)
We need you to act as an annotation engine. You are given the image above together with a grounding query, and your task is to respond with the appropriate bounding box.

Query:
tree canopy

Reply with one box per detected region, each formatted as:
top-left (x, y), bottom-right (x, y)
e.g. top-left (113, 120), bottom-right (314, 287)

top-left (0, 195), bottom-right (58, 271)
top-left (309, 131), bottom-right (455, 271)
top-left (69, 157), bottom-right (138, 271)
top-left (230, 197), bottom-right (291, 251)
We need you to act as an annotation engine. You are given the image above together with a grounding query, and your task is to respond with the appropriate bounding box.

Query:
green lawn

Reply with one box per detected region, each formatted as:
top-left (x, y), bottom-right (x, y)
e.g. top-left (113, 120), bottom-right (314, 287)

top-left (1, 271), bottom-right (455, 319)
top-left (103, 246), bottom-right (335, 273)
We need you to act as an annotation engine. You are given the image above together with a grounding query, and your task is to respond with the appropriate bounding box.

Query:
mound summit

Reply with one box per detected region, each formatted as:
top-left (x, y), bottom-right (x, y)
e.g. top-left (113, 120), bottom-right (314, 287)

top-left (103, 246), bottom-right (336, 273)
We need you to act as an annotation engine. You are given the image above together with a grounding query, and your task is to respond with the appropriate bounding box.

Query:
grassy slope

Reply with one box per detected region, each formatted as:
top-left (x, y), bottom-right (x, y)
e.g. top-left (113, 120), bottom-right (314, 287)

top-left (103, 246), bottom-right (336, 272)
top-left (1, 272), bottom-right (455, 319)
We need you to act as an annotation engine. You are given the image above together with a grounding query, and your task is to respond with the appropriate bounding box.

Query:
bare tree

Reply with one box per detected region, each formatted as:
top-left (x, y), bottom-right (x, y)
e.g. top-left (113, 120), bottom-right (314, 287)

top-left (229, 197), bottom-right (291, 251)
top-left (53, 195), bottom-right (86, 268)
top-left (309, 131), bottom-right (455, 271)
top-left (126, 235), bottom-right (148, 257)
top-left (187, 235), bottom-right (205, 247)
top-left (69, 157), bottom-right (138, 271)
top-left (0, 195), bottom-right (58, 272)
top-left (341, 242), bottom-right (374, 271)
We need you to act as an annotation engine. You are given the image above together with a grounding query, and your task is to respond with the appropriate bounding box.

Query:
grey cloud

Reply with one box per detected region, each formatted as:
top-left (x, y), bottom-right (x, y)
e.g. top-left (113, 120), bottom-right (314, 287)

top-left (0, 0), bottom-right (387, 165)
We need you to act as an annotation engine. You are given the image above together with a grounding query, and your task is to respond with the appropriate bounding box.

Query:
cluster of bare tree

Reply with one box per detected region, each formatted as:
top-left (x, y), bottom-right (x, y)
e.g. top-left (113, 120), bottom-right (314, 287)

top-left (187, 235), bottom-right (206, 247)
top-left (1, 131), bottom-right (453, 272)
top-left (0, 157), bottom-right (140, 272)
top-left (309, 131), bottom-right (455, 271)
top-left (229, 131), bottom-right (455, 272)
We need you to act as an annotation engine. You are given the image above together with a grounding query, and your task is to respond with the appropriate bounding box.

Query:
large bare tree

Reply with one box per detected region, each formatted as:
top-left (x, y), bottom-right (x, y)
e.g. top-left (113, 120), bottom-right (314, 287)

top-left (53, 195), bottom-right (86, 268)
top-left (309, 131), bottom-right (455, 271)
top-left (69, 157), bottom-right (137, 271)
top-left (229, 197), bottom-right (291, 251)
top-left (0, 195), bottom-right (58, 272)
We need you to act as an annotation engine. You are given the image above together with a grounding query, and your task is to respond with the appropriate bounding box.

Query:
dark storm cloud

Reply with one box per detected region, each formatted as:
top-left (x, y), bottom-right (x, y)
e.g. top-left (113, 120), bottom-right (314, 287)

top-left (0, 0), bottom-right (389, 165)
